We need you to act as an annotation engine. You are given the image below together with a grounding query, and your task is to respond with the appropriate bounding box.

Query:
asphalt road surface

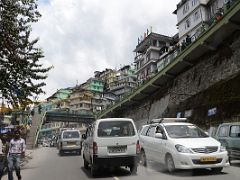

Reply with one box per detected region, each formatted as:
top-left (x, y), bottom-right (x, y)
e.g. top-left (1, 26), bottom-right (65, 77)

top-left (2, 147), bottom-right (240, 180)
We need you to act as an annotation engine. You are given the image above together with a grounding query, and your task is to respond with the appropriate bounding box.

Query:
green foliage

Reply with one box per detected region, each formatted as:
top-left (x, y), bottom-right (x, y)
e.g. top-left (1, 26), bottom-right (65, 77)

top-left (0, 0), bottom-right (52, 109)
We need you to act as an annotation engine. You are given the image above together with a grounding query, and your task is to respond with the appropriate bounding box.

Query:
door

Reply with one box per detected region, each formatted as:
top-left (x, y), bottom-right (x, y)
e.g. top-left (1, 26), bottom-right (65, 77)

top-left (84, 126), bottom-right (93, 163)
top-left (216, 125), bottom-right (230, 148)
top-left (228, 125), bottom-right (240, 157)
top-left (144, 126), bottom-right (157, 161)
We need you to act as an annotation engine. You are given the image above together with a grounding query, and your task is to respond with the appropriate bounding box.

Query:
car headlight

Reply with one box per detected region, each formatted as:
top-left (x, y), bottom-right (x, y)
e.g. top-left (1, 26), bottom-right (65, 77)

top-left (175, 144), bottom-right (193, 153)
top-left (220, 146), bottom-right (226, 152)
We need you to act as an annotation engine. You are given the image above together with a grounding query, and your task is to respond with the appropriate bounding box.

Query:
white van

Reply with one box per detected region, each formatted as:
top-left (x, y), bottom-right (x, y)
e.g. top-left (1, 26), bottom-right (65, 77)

top-left (59, 129), bottom-right (82, 156)
top-left (82, 118), bottom-right (140, 176)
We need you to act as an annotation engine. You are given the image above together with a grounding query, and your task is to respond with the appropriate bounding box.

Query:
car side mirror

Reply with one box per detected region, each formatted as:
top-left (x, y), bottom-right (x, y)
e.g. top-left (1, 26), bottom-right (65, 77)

top-left (82, 134), bottom-right (86, 139)
top-left (155, 133), bottom-right (163, 139)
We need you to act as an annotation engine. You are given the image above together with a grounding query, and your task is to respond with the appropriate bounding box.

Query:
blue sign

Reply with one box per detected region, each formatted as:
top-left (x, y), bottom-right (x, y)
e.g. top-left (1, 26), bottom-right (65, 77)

top-left (208, 107), bottom-right (217, 116)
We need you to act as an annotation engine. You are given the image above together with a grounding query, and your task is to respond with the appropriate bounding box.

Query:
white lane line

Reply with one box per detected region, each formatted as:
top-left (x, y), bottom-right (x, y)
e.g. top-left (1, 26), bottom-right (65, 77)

top-left (113, 176), bottom-right (120, 180)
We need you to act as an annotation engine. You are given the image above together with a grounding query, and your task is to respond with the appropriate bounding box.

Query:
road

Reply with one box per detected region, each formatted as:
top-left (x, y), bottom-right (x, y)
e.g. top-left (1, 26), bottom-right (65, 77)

top-left (2, 147), bottom-right (240, 180)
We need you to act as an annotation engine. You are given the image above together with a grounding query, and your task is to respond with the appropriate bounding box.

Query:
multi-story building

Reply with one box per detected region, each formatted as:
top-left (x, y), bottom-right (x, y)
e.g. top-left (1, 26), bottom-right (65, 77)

top-left (109, 65), bottom-right (137, 99)
top-left (46, 88), bottom-right (72, 111)
top-left (134, 32), bottom-right (173, 83)
top-left (173, 0), bottom-right (225, 43)
top-left (81, 78), bottom-right (104, 93)
top-left (95, 69), bottom-right (117, 91)
top-left (69, 88), bottom-right (93, 115)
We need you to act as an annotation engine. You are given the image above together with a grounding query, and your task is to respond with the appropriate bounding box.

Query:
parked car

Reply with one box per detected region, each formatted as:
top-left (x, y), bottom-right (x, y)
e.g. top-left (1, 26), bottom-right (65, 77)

top-left (82, 118), bottom-right (140, 177)
top-left (58, 129), bottom-right (82, 156)
top-left (139, 118), bottom-right (229, 173)
top-left (214, 122), bottom-right (240, 163)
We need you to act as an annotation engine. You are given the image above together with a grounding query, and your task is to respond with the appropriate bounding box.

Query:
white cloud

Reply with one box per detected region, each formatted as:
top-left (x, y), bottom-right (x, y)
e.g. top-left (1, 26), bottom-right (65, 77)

top-left (32, 0), bottom-right (179, 99)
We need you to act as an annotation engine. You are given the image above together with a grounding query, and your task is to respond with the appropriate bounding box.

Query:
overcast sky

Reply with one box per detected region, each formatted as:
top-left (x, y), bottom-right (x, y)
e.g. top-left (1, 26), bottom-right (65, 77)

top-left (32, 0), bottom-right (179, 100)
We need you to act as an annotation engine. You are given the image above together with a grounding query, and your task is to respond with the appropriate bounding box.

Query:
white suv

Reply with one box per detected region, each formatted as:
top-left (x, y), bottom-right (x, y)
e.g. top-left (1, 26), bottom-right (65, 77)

top-left (82, 118), bottom-right (140, 176)
top-left (139, 118), bottom-right (229, 173)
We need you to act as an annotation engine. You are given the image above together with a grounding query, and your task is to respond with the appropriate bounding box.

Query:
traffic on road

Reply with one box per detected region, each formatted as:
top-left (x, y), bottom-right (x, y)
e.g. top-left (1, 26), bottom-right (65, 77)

top-left (29, 117), bottom-right (240, 180)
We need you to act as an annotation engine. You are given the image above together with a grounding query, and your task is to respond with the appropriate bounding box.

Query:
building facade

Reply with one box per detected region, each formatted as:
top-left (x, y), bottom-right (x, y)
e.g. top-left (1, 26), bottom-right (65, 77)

top-left (174, 0), bottom-right (225, 43)
top-left (109, 65), bottom-right (137, 99)
top-left (134, 32), bottom-right (173, 83)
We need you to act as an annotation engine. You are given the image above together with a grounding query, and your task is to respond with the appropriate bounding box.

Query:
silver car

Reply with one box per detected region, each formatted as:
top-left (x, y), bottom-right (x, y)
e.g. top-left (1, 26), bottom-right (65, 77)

top-left (59, 129), bottom-right (82, 156)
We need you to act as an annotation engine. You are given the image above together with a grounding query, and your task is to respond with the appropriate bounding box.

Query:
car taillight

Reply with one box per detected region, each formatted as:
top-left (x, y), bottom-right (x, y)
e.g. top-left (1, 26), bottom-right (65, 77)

top-left (136, 140), bottom-right (141, 154)
top-left (93, 142), bottom-right (98, 155)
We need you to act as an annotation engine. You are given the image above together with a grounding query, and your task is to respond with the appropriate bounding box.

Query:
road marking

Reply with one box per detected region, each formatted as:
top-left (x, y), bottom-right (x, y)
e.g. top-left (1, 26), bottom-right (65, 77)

top-left (113, 176), bottom-right (120, 180)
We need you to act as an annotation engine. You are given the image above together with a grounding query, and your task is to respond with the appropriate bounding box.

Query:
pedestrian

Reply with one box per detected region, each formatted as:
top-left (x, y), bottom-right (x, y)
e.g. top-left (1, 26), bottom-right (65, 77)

top-left (7, 130), bottom-right (26, 180)
top-left (0, 137), bottom-right (4, 180)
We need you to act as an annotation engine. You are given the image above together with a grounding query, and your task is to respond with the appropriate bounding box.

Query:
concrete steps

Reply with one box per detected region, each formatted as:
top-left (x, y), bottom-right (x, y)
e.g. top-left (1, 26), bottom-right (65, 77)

top-left (26, 113), bottom-right (44, 149)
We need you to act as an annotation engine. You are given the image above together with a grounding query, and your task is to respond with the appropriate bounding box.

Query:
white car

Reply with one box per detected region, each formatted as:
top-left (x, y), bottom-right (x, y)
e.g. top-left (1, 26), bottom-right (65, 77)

top-left (139, 118), bottom-right (229, 173)
top-left (59, 129), bottom-right (82, 155)
top-left (82, 118), bottom-right (140, 176)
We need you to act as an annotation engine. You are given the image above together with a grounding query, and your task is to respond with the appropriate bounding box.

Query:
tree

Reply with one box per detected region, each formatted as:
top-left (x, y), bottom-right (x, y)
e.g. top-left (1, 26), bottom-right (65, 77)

top-left (0, 0), bottom-right (52, 109)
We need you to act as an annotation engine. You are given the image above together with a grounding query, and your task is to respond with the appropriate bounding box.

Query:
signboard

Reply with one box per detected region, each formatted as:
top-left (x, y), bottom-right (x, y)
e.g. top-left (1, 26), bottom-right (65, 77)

top-left (208, 107), bottom-right (217, 116)
top-left (184, 110), bottom-right (192, 117)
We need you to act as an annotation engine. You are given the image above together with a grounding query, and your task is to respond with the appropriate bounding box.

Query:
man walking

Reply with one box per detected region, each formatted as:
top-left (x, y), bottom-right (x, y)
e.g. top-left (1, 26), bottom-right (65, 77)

top-left (8, 130), bottom-right (26, 180)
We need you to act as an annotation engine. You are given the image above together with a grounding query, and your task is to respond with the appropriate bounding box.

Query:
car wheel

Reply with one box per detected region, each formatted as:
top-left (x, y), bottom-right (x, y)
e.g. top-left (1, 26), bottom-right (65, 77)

top-left (211, 167), bottom-right (223, 173)
top-left (129, 165), bottom-right (137, 174)
top-left (166, 154), bottom-right (175, 173)
top-left (140, 150), bottom-right (147, 166)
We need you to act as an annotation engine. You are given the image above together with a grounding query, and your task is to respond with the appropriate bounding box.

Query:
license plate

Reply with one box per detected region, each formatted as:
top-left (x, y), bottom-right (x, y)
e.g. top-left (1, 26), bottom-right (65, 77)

top-left (108, 146), bottom-right (126, 153)
top-left (200, 157), bottom-right (217, 162)
top-left (67, 142), bottom-right (76, 145)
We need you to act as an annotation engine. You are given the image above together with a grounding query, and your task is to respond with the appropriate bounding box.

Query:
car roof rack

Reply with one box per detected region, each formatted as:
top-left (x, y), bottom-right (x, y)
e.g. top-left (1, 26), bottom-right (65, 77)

top-left (149, 118), bottom-right (187, 124)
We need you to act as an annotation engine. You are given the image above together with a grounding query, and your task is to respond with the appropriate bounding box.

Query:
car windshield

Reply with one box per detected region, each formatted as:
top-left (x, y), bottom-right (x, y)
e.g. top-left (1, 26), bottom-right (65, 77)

top-left (98, 121), bottom-right (135, 137)
top-left (62, 131), bottom-right (80, 139)
top-left (165, 125), bottom-right (208, 138)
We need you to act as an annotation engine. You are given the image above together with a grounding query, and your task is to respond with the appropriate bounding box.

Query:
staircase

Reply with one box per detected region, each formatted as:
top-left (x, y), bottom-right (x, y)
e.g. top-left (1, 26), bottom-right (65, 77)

top-left (26, 112), bottom-right (44, 149)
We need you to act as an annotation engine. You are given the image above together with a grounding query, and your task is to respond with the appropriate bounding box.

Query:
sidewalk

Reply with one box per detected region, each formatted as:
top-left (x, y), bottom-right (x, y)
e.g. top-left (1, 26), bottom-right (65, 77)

top-left (20, 150), bottom-right (34, 168)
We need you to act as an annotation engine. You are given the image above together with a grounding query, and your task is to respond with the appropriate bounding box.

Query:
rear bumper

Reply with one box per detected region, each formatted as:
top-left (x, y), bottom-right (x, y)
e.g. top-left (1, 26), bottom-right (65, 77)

top-left (61, 145), bottom-right (82, 151)
top-left (93, 155), bottom-right (139, 167)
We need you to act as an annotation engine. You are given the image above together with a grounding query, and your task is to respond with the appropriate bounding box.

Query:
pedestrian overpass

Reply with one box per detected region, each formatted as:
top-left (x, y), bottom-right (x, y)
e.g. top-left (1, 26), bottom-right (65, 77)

top-left (44, 111), bottom-right (95, 124)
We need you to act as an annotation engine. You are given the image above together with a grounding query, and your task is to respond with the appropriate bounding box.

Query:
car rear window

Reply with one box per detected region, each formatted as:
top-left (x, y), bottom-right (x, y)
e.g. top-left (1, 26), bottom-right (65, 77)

top-left (98, 121), bottom-right (135, 137)
top-left (62, 131), bottom-right (80, 139)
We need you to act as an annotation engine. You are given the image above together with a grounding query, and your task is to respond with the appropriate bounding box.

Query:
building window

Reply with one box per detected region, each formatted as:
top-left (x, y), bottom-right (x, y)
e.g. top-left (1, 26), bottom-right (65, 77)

top-left (192, 0), bottom-right (199, 7)
top-left (183, 2), bottom-right (190, 15)
top-left (193, 10), bottom-right (200, 21)
top-left (185, 19), bottom-right (191, 29)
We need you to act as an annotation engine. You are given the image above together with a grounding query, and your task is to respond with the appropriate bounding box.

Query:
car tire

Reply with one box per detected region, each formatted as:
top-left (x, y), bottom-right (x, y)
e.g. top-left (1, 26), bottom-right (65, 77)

top-left (130, 165), bottom-right (137, 174)
top-left (166, 154), bottom-right (175, 173)
top-left (140, 150), bottom-right (147, 166)
top-left (211, 167), bottom-right (223, 173)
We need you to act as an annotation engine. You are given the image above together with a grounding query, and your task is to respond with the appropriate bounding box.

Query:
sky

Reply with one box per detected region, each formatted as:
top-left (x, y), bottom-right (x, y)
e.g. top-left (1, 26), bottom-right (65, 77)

top-left (32, 0), bottom-right (179, 100)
